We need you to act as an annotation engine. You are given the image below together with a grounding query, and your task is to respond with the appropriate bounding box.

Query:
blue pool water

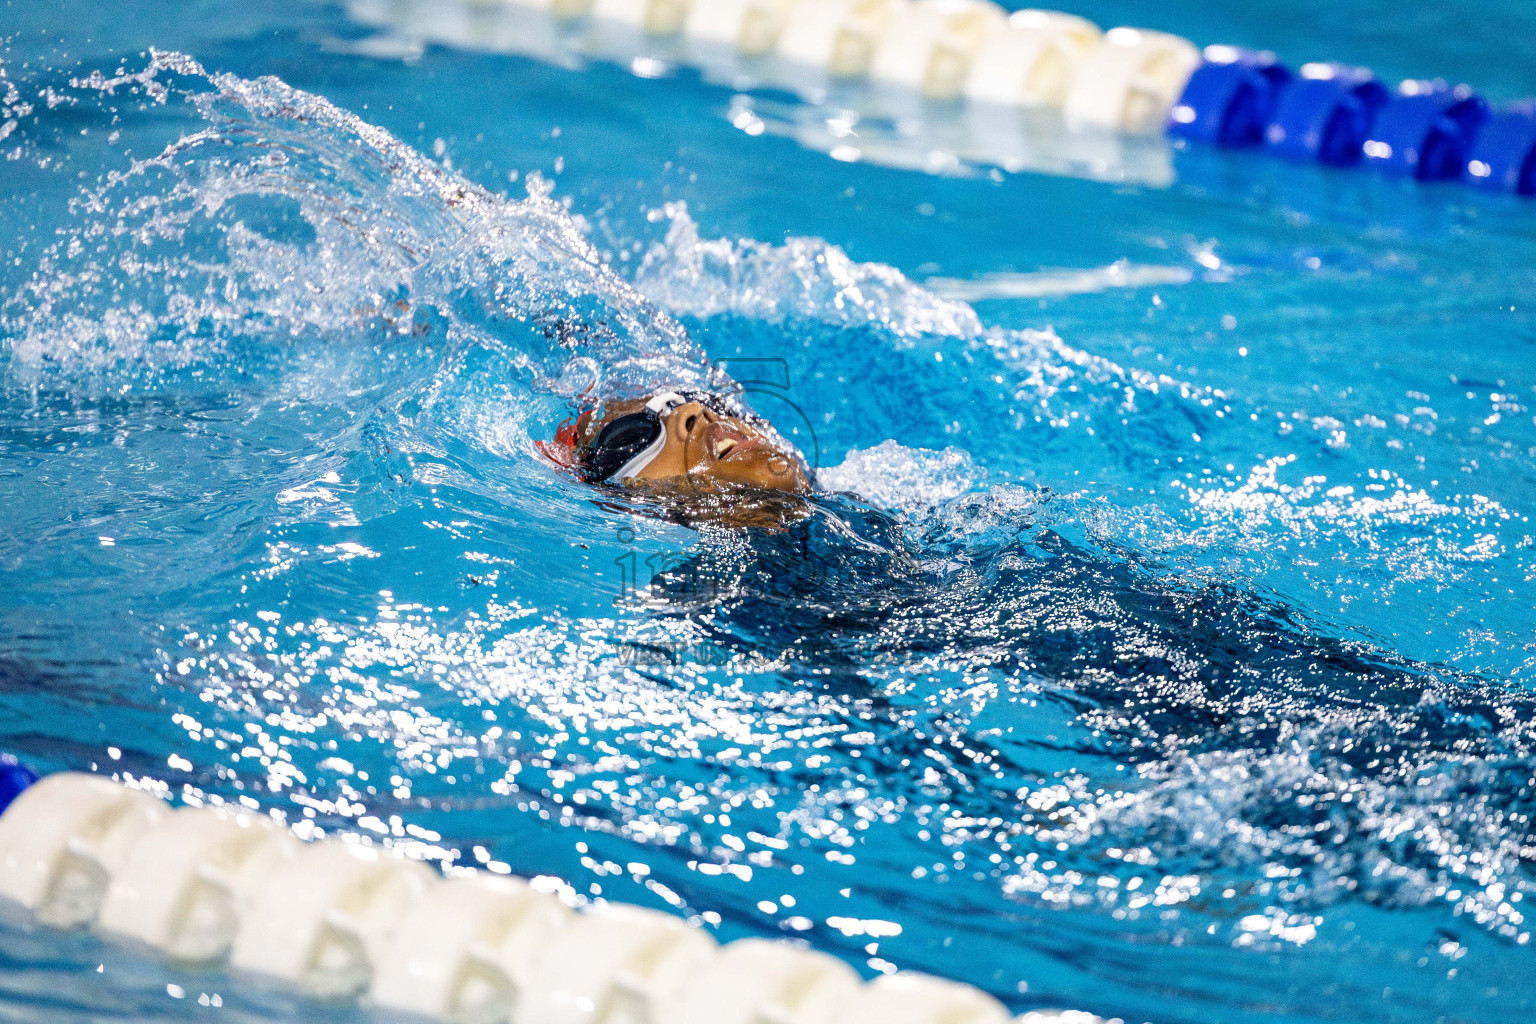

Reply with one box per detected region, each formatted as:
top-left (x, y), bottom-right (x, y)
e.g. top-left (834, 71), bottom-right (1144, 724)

top-left (2, 1), bottom-right (1536, 1022)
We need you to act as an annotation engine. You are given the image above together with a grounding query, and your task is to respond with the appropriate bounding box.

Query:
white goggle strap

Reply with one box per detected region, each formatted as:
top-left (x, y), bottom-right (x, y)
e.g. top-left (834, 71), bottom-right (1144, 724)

top-left (612, 392), bottom-right (687, 482)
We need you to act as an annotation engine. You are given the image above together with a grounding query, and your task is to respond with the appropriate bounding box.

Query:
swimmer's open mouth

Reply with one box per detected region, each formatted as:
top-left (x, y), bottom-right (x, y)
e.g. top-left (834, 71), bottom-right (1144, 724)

top-left (711, 425), bottom-right (750, 461)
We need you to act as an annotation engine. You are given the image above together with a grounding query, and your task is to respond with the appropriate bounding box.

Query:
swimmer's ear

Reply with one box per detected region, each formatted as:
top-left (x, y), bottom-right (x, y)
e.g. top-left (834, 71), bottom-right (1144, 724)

top-left (535, 415), bottom-right (583, 472)
top-left (534, 437), bottom-right (577, 471)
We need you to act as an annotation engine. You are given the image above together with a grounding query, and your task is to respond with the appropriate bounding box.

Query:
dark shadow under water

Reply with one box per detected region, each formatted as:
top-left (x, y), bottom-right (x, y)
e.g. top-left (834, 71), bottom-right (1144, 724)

top-left (636, 490), bottom-right (1536, 921)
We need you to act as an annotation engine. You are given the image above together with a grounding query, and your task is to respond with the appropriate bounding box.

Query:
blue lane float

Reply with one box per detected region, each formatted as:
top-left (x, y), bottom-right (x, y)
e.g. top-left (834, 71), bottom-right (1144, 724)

top-left (0, 754), bottom-right (37, 816)
top-left (1167, 46), bottom-right (1290, 147)
top-left (1107, 39), bottom-right (1531, 195)
top-left (1465, 103), bottom-right (1536, 194)
top-left (1362, 80), bottom-right (1489, 180)
top-left (1172, 52), bottom-right (1536, 195)
top-left (1264, 63), bottom-right (1389, 165)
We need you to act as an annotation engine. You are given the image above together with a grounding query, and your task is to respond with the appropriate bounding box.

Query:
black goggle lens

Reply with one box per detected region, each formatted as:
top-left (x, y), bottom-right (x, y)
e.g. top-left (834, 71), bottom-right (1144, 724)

top-left (582, 411), bottom-right (663, 482)
top-left (579, 391), bottom-right (750, 484)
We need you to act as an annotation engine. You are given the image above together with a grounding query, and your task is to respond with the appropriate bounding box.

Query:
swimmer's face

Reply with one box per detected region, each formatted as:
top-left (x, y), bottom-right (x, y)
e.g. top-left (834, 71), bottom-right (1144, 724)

top-left (578, 398), bottom-right (811, 494)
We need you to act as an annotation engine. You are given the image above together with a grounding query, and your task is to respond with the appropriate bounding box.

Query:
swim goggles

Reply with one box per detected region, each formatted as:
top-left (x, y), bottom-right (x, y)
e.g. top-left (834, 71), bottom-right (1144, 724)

top-left (580, 391), bottom-right (692, 483)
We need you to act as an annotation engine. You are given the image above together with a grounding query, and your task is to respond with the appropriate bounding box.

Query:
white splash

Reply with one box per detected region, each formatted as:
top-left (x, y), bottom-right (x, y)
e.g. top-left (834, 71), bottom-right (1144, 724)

top-left (633, 202), bottom-right (986, 342)
top-left (819, 441), bottom-right (982, 510)
top-left (925, 261), bottom-right (1196, 302)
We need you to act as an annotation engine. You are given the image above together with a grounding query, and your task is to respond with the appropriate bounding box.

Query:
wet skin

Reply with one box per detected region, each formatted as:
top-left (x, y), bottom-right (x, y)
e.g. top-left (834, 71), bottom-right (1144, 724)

top-left (577, 397), bottom-right (811, 494)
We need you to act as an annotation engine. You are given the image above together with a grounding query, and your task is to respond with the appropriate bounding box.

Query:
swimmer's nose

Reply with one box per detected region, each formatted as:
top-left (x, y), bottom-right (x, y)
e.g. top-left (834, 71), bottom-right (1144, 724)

top-left (671, 401), bottom-right (715, 441)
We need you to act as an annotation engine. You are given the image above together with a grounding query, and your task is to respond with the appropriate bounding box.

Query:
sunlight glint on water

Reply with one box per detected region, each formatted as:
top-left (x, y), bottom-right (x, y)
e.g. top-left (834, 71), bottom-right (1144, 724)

top-left (0, 9), bottom-right (1534, 1024)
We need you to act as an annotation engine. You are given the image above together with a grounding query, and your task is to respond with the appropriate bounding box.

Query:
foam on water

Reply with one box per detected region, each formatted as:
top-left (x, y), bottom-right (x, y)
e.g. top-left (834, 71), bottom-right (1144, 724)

top-left (0, 43), bottom-right (1533, 1024)
top-left (4, 50), bottom-right (708, 401)
top-left (819, 442), bottom-right (984, 510)
top-left (924, 263), bottom-right (1199, 302)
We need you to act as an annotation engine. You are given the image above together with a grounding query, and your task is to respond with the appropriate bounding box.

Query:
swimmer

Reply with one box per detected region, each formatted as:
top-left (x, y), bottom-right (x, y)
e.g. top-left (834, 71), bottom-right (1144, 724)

top-left (544, 389), bottom-right (813, 498)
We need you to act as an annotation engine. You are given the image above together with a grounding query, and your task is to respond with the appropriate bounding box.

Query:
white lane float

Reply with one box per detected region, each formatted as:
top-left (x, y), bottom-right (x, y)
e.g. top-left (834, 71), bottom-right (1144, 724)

top-left (229, 838), bottom-right (438, 998)
top-left (515, 902), bottom-right (718, 1024)
top-left (869, 0), bottom-right (1010, 100)
top-left (507, 0), bottom-right (598, 19)
top-left (844, 971), bottom-right (1014, 1024)
top-left (592, 0), bottom-right (694, 36)
top-left (397, 0), bottom-right (588, 67)
top-left (96, 804), bottom-right (293, 963)
top-left (1063, 26), bottom-right (1202, 134)
top-left (370, 873), bottom-right (572, 1024)
top-left (683, 0), bottom-right (800, 56)
top-left (0, 772), bottom-right (169, 928)
top-left (777, 0), bottom-right (906, 78)
top-left (341, 0), bottom-right (1186, 185)
top-left (965, 9), bottom-right (1102, 109)
top-left (0, 768), bottom-right (1115, 1024)
top-left (663, 937), bottom-right (862, 1024)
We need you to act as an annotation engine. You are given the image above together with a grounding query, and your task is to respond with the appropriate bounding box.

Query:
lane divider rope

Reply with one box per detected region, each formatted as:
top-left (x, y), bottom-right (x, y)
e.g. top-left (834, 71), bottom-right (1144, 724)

top-left (346, 0), bottom-right (1536, 195)
top-left (0, 764), bottom-right (1108, 1024)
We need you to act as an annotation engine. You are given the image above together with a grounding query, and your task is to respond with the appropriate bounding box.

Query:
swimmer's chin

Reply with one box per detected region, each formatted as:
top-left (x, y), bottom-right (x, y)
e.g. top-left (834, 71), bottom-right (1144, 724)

top-left (614, 477), bottom-right (816, 531)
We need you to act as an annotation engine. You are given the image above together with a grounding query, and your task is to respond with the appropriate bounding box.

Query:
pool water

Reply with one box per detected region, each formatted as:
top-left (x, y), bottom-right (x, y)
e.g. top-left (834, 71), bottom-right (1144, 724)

top-left (1, 1), bottom-right (1535, 1023)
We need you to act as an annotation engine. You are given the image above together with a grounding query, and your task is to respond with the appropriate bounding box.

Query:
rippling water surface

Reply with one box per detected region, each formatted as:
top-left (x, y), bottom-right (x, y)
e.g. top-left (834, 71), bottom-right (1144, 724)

top-left (1, 2), bottom-right (1535, 1023)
